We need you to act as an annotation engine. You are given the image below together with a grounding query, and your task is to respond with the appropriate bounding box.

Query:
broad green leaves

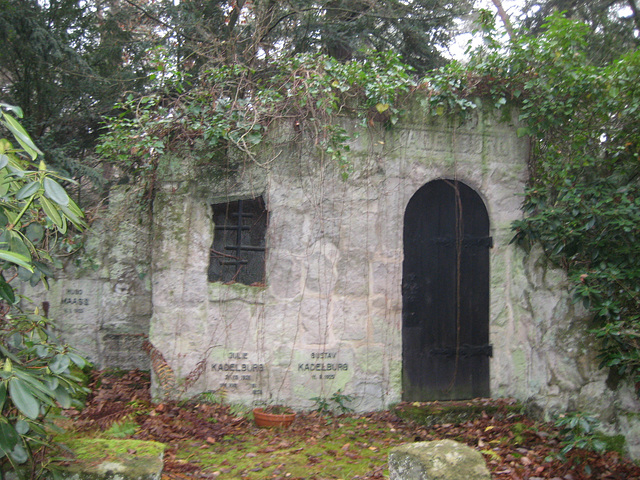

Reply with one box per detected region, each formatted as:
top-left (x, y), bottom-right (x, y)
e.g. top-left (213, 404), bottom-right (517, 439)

top-left (0, 105), bottom-right (86, 290)
top-left (1, 112), bottom-right (43, 161)
top-left (8, 378), bottom-right (40, 420)
top-left (49, 354), bottom-right (71, 375)
top-left (43, 178), bottom-right (70, 206)
top-left (15, 181), bottom-right (40, 200)
top-left (0, 105), bottom-right (89, 474)
top-left (0, 421), bottom-right (20, 452)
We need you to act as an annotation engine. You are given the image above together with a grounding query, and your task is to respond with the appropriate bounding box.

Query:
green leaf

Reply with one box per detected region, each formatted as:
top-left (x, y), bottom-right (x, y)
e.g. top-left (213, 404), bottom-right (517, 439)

top-left (14, 420), bottom-right (29, 435)
top-left (18, 266), bottom-right (32, 282)
top-left (25, 223), bottom-right (45, 243)
top-left (59, 204), bottom-right (87, 229)
top-left (43, 178), bottom-right (69, 206)
top-left (45, 377), bottom-right (59, 392)
top-left (9, 443), bottom-right (28, 464)
top-left (33, 260), bottom-right (54, 278)
top-left (12, 371), bottom-right (56, 402)
top-left (0, 345), bottom-right (19, 364)
top-left (0, 154), bottom-right (9, 170)
top-left (0, 422), bottom-right (19, 451)
top-left (8, 377), bottom-right (41, 419)
top-left (54, 385), bottom-right (71, 409)
top-left (67, 352), bottom-right (86, 369)
top-left (0, 278), bottom-right (15, 304)
top-left (0, 250), bottom-right (33, 271)
top-left (7, 165), bottom-right (25, 178)
top-left (39, 195), bottom-right (64, 231)
top-left (9, 333), bottom-right (22, 349)
top-left (15, 180), bottom-right (40, 200)
top-left (516, 127), bottom-right (530, 137)
top-left (1, 113), bottom-right (42, 160)
top-left (0, 104), bottom-right (23, 117)
top-left (29, 271), bottom-right (42, 287)
top-left (9, 231), bottom-right (31, 259)
top-left (66, 197), bottom-right (84, 218)
top-left (49, 354), bottom-right (70, 375)
top-left (35, 345), bottom-right (48, 358)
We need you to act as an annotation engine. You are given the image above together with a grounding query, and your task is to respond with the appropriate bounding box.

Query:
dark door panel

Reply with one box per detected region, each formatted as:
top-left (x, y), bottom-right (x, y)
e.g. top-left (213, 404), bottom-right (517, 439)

top-left (402, 180), bottom-right (491, 401)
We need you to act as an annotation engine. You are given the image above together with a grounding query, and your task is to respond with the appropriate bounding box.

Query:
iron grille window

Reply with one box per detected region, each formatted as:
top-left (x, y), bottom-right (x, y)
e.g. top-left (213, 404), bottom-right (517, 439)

top-left (208, 197), bottom-right (267, 285)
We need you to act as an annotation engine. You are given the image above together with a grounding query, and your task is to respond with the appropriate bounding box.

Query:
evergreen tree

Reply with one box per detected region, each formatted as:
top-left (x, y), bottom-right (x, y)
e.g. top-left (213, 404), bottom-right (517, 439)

top-left (145, 0), bottom-right (473, 77)
top-left (0, 0), bottom-right (155, 179)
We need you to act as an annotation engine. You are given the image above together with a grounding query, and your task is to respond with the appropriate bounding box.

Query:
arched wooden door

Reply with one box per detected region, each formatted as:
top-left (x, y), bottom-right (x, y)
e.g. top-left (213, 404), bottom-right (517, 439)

top-left (402, 179), bottom-right (492, 401)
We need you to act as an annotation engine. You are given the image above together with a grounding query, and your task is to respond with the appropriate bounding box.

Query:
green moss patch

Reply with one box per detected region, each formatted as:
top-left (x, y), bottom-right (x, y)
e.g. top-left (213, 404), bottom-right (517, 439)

top-left (65, 438), bottom-right (165, 461)
top-left (596, 433), bottom-right (627, 456)
top-left (59, 438), bottom-right (165, 479)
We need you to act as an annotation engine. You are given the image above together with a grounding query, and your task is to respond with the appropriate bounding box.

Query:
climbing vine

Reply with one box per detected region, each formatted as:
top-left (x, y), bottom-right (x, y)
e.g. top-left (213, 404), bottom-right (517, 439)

top-left (97, 51), bottom-right (416, 184)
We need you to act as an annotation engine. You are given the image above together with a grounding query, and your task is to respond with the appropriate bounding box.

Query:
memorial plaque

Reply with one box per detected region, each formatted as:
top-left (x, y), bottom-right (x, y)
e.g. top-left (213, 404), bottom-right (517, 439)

top-left (298, 351), bottom-right (349, 381)
top-left (211, 352), bottom-right (265, 396)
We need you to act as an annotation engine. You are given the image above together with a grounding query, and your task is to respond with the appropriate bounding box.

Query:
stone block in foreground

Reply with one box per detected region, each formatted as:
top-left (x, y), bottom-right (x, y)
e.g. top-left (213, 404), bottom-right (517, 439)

top-left (60, 439), bottom-right (165, 480)
top-left (389, 439), bottom-right (490, 480)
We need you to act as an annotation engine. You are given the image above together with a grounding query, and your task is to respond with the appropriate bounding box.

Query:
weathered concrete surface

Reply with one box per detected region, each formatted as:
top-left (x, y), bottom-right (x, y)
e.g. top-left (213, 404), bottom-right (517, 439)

top-left (388, 440), bottom-right (491, 480)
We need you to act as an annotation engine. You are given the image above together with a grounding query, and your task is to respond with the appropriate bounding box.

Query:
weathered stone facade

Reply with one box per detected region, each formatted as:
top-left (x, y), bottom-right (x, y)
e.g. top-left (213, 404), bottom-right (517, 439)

top-left (146, 107), bottom-right (528, 411)
top-left (23, 103), bottom-right (640, 456)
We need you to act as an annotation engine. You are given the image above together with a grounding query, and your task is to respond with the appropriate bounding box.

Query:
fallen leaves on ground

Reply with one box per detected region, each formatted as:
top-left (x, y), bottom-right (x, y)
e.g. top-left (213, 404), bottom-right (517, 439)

top-left (63, 370), bottom-right (640, 479)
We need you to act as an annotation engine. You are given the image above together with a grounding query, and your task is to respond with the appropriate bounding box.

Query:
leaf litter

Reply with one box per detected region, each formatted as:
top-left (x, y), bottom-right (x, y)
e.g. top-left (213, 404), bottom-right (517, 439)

top-left (61, 370), bottom-right (640, 479)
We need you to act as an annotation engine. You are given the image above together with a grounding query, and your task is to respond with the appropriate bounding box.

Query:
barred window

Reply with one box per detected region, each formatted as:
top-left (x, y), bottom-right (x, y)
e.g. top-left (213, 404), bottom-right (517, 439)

top-left (208, 197), bottom-right (267, 285)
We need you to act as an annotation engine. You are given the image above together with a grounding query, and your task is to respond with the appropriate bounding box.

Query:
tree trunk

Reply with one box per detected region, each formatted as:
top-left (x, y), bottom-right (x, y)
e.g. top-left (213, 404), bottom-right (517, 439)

top-left (490, 0), bottom-right (515, 40)
top-left (627, 0), bottom-right (640, 35)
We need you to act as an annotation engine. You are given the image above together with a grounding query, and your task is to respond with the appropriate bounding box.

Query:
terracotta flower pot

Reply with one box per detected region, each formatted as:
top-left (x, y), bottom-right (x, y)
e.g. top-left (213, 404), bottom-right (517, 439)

top-left (252, 407), bottom-right (296, 428)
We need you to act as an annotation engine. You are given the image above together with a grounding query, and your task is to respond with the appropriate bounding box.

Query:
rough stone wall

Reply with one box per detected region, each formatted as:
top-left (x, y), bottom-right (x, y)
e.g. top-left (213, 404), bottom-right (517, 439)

top-left (22, 187), bottom-right (152, 370)
top-left (500, 245), bottom-right (640, 457)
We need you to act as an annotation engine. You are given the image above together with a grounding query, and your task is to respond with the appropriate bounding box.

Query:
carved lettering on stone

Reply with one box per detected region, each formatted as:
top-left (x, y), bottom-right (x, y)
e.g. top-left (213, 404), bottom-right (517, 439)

top-left (211, 352), bottom-right (264, 395)
top-left (61, 289), bottom-right (91, 315)
top-left (299, 351), bottom-right (349, 380)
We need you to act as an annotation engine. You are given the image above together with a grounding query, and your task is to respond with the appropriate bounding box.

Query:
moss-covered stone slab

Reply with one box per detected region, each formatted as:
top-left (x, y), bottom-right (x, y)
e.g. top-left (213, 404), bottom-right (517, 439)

top-left (388, 439), bottom-right (490, 480)
top-left (393, 399), bottom-right (522, 427)
top-left (60, 438), bottom-right (165, 480)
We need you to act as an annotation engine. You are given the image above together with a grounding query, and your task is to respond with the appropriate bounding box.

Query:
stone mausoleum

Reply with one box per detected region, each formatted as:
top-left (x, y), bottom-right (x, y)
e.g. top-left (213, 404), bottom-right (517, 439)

top-left (24, 101), bottom-right (640, 456)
